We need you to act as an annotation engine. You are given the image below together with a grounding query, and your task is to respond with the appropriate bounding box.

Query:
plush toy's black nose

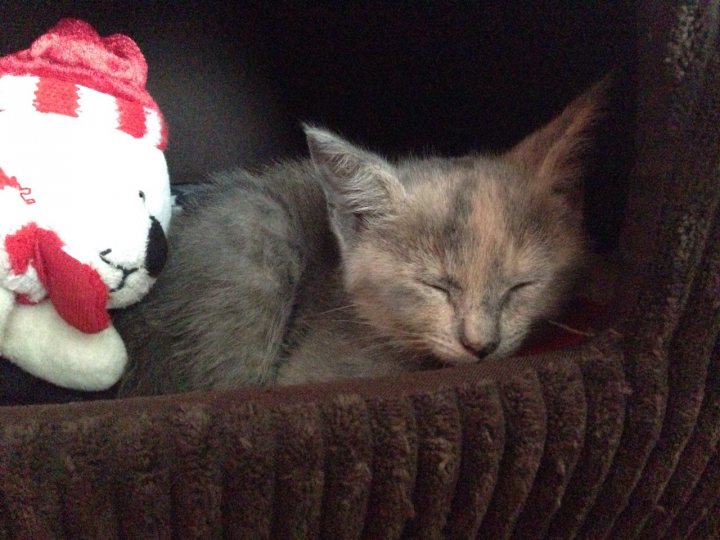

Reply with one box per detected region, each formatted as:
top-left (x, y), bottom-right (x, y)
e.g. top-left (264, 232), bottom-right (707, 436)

top-left (145, 216), bottom-right (168, 277)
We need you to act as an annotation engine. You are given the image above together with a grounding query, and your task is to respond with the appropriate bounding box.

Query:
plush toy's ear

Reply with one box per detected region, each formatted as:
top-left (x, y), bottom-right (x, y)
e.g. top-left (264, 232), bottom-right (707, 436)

top-left (33, 228), bottom-right (110, 333)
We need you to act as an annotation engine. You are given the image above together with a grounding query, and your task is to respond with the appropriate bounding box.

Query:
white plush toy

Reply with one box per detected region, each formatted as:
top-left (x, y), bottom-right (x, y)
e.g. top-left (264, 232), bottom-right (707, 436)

top-left (0, 19), bottom-right (171, 391)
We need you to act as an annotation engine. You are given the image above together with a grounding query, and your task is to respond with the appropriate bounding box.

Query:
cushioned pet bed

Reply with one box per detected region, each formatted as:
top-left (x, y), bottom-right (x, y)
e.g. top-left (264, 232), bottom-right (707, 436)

top-left (1, 1), bottom-right (720, 538)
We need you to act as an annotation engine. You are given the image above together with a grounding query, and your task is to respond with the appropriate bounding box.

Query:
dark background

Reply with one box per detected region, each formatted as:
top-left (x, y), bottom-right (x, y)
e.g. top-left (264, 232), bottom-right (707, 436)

top-left (0, 1), bottom-right (634, 404)
top-left (2, 2), bottom-right (634, 241)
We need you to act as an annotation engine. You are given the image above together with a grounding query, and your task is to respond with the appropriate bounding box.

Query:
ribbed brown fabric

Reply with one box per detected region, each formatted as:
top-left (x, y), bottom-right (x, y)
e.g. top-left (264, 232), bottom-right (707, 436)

top-left (219, 403), bottom-right (276, 539)
top-left (543, 344), bottom-right (627, 539)
top-left (578, 1), bottom-right (720, 537)
top-left (511, 361), bottom-right (587, 540)
top-left (687, 497), bottom-right (720, 540)
top-left (613, 194), bottom-right (720, 538)
top-left (666, 444), bottom-right (720, 539)
top-left (639, 339), bottom-right (720, 538)
top-left (270, 403), bottom-right (325, 538)
top-left (475, 369), bottom-right (546, 539)
top-left (113, 412), bottom-right (172, 538)
top-left (318, 395), bottom-right (373, 540)
top-left (362, 395), bottom-right (417, 539)
top-left (1, 1), bottom-right (719, 538)
top-left (168, 404), bottom-right (224, 538)
top-left (55, 414), bottom-right (120, 539)
top-left (402, 388), bottom-right (462, 539)
top-left (445, 382), bottom-right (504, 539)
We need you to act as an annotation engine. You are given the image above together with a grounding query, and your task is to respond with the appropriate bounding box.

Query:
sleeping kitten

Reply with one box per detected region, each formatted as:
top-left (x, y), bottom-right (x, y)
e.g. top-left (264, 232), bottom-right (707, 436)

top-left (115, 83), bottom-right (603, 396)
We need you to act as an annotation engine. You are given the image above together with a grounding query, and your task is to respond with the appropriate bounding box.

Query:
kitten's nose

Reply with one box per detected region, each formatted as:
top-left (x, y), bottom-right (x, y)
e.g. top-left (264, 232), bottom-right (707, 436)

top-left (460, 331), bottom-right (498, 359)
top-left (477, 341), bottom-right (499, 358)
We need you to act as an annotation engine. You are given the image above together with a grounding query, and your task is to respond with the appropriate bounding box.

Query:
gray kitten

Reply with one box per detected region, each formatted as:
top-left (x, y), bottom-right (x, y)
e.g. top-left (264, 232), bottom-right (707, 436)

top-left (115, 84), bottom-right (602, 396)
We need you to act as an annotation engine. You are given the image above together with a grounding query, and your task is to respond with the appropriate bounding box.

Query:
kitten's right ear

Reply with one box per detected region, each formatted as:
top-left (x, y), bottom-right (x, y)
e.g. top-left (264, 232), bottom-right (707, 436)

top-left (506, 77), bottom-right (608, 212)
top-left (304, 125), bottom-right (405, 247)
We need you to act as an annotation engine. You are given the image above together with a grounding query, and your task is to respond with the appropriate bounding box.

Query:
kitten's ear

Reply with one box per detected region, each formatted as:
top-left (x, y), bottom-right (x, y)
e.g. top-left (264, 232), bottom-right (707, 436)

top-left (507, 77), bottom-right (608, 209)
top-left (304, 125), bottom-right (405, 247)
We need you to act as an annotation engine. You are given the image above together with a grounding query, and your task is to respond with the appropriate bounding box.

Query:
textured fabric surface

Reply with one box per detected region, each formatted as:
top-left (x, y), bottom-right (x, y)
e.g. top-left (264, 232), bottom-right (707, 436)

top-left (1, 1), bottom-right (720, 538)
top-left (578, 0), bottom-right (720, 537)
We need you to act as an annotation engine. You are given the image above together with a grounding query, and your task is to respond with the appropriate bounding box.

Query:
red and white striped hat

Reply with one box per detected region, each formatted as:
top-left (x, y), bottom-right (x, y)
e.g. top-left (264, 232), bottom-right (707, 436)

top-left (0, 18), bottom-right (167, 149)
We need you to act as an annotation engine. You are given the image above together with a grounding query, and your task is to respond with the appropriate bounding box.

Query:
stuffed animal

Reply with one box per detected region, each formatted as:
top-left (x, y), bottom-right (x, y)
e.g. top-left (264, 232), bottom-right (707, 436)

top-left (0, 19), bottom-right (171, 391)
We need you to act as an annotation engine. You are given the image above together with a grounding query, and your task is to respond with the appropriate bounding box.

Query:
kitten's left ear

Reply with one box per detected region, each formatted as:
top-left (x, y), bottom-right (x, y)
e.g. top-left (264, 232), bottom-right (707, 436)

top-left (507, 77), bottom-right (608, 207)
top-left (304, 125), bottom-right (404, 215)
top-left (304, 125), bottom-right (405, 249)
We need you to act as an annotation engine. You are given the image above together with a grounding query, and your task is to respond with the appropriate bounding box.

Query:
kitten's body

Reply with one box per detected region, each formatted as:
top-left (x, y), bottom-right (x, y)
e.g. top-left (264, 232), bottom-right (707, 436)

top-left (116, 161), bottom-right (426, 395)
top-left (116, 85), bottom-right (602, 396)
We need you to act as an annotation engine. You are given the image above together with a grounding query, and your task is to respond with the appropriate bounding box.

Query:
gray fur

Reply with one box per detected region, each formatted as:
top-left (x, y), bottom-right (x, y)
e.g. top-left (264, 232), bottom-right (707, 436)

top-left (116, 90), bottom-right (601, 396)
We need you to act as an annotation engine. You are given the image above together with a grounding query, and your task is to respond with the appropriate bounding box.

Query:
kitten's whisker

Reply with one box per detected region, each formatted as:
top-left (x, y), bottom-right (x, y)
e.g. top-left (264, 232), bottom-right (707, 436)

top-left (328, 319), bottom-right (381, 328)
top-left (349, 331), bottom-right (430, 349)
top-left (378, 336), bottom-right (433, 348)
top-left (312, 304), bottom-right (360, 317)
top-left (421, 335), bottom-right (466, 355)
top-left (547, 320), bottom-right (595, 337)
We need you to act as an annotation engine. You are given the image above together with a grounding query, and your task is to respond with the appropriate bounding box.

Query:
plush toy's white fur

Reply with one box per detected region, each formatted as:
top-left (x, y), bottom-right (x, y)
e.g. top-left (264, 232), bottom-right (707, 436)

top-left (0, 107), bottom-right (171, 391)
top-left (0, 290), bottom-right (127, 390)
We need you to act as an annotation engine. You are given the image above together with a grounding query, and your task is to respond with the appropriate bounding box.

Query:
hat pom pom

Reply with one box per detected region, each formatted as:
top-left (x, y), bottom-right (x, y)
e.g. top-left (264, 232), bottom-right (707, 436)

top-left (29, 19), bottom-right (148, 89)
top-left (0, 18), bottom-right (157, 109)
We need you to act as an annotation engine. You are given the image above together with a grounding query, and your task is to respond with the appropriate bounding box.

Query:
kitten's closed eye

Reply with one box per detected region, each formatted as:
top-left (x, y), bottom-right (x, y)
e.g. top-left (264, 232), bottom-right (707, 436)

top-left (502, 280), bottom-right (538, 305)
top-left (418, 276), bottom-right (459, 296)
top-left (508, 280), bottom-right (536, 293)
